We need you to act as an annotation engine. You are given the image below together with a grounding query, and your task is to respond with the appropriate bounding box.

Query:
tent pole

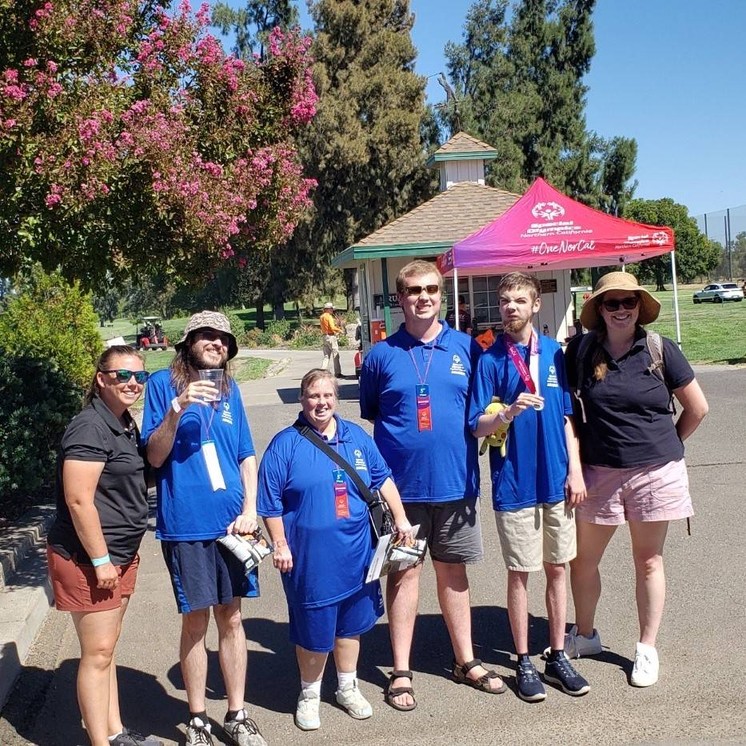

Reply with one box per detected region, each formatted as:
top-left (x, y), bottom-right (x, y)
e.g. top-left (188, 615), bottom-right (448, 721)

top-left (452, 269), bottom-right (459, 330)
top-left (670, 251), bottom-right (682, 349)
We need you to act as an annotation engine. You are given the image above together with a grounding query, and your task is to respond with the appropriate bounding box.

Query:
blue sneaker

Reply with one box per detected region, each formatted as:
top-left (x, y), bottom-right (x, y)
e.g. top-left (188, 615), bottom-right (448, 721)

top-left (544, 651), bottom-right (590, 696)
top-left (516, 658), bottom-right (546, 702)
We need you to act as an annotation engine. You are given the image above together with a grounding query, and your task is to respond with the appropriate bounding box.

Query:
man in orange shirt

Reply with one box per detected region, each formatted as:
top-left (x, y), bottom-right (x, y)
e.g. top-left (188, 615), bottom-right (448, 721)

top-left (320, 302), bottom-right (344, 377)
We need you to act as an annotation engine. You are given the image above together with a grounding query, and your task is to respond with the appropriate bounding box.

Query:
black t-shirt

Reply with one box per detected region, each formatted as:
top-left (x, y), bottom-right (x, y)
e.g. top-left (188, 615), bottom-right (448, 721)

top-left (565, 329), bottom-right (695, 468)
top-left (48, 396), bottom-right (148, 565)
top-left (445, 308), bottom-right (472, 331)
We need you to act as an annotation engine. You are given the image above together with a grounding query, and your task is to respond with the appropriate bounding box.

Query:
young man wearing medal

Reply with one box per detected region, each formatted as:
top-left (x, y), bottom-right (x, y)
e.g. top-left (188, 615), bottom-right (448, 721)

top-left (469, 272), bottom-right (589, 703)
top-left (360, 260), bottom-right (506, 711)
top-left (142, 311), bottom-right (267, 746)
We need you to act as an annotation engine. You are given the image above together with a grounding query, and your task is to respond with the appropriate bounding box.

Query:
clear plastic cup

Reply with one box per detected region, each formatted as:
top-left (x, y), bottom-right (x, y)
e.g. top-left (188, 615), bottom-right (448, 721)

top-left (198, 369), bottom-right (223, 402)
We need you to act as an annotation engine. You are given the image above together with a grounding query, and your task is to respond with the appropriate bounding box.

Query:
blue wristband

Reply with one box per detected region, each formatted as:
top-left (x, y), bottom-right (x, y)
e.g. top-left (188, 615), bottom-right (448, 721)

top-left (91, 554), bottom-right (111, 567)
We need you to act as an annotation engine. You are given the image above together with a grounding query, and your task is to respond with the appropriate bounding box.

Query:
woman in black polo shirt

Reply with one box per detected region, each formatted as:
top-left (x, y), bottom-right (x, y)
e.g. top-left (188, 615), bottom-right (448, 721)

top-left (47, 345), bottom-right (157, 746)
top-left (563, 273), bottom-right (708, 689)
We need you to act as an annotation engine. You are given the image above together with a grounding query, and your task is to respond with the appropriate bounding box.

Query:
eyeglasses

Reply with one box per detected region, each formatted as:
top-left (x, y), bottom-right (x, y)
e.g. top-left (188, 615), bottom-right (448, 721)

top-left (101, 369), bottom-right (150, 384)
top-left (403, 284), bottom-right (440, 297)
top-left (601, 296), bottom-right (639, 312)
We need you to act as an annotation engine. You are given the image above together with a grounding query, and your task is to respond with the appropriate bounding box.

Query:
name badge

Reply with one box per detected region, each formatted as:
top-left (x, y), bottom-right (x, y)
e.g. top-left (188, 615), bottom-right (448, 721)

top-left (201, 440), bottom-right (226, 492)
top-left (415, 384), bottom-right (432, 432)
top-left (333, 468), bottom-right (349, 519)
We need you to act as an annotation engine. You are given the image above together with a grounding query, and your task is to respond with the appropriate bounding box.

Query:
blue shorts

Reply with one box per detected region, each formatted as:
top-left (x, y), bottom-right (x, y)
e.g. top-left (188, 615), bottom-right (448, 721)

top-left (289, 582), bottom-right (384, 653)
top-left (161, 539), bottom-right (259, 614)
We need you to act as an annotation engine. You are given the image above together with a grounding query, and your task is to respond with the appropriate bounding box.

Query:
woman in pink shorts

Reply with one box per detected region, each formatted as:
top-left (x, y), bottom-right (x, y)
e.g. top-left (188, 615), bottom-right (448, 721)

top-left (563, 273), bottom-right (708, 687)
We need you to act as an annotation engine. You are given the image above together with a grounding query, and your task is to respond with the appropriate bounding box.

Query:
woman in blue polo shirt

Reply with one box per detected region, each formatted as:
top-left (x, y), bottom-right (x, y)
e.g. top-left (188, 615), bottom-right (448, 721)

top-left (258, 369), bottom-right (411, 732)
top-left (564, 273), bottom-right (708, 688)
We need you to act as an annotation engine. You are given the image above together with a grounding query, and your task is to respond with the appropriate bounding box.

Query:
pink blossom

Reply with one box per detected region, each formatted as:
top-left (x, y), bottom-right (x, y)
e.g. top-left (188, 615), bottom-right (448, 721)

top-left (45, 193), bottom-right (62, 208)
top-left (23, 58), bottom-right (38, 68)
top-left (47, 82), bottom-right (63, 98)
top-left (46, 60), bottom-right (58, 73)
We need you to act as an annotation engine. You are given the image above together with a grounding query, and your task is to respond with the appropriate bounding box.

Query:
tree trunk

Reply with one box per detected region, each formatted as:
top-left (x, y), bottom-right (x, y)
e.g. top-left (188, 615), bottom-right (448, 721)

top-left (255, 302), bottom-right (265, 330)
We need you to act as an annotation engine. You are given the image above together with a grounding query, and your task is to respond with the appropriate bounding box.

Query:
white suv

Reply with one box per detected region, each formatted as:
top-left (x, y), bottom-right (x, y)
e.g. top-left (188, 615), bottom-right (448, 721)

top-left (692, 283), bottom-right (744, 304)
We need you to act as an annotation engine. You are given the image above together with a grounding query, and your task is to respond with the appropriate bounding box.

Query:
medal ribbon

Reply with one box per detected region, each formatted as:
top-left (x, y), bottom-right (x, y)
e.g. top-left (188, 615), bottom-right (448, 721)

top-left (503, 331), bottom-right (539, 394)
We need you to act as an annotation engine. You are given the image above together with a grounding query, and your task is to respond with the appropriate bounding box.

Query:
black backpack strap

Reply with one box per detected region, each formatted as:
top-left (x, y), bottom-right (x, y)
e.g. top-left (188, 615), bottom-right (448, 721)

top-left (292, 421), bottom-right (377, 508)
top-left (571, 331), bottom-right (597, 424)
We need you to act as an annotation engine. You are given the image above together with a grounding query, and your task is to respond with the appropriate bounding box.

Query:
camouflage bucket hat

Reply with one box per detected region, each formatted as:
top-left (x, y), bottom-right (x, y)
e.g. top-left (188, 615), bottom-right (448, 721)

top-left (175, 310), bottom-right (238, 360)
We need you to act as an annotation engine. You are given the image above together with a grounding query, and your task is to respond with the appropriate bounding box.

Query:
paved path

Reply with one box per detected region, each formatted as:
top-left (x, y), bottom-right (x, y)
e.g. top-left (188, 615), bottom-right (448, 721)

top-left (1, 357), bottom-right (745, 745)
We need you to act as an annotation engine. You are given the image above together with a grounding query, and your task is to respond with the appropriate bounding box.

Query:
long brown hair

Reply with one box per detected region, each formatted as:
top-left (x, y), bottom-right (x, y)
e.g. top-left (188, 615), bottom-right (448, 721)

top-left (169, 334), bottom-right (232, 396)
top-left (86, 345), bottom-right (143, 404)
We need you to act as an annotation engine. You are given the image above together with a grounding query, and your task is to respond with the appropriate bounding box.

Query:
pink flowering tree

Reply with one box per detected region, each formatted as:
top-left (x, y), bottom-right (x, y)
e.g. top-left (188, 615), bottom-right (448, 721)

top-left (0, 0), bottom-right (317, 287)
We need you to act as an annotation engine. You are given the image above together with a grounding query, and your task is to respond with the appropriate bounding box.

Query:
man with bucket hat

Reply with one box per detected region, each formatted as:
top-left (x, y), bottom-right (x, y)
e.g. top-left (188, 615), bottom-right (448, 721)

top-left (142, 311), bottom-right (267, 746)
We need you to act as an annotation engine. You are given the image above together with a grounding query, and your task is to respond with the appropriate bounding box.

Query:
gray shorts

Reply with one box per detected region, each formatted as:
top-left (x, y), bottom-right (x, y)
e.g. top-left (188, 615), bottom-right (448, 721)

top-left (403, 498), bottom-right (483, 564)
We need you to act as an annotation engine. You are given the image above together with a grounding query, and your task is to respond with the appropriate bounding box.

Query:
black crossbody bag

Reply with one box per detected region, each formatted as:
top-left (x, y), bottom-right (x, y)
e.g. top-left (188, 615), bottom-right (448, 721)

top-left (292, 421), bottom-right (394, 540)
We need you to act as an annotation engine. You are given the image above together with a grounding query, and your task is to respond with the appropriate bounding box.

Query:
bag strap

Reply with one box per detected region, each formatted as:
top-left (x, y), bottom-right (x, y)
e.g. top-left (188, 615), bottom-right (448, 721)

top-left (645, 330), bottom-right (665, 382)
top-left (292, 421), bottom-right (379, 508)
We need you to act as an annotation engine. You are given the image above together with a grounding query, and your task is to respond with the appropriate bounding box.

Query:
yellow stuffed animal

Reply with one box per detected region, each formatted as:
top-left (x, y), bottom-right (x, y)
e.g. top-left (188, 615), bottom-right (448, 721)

top-left (479, 397), bottom-right (510, 457)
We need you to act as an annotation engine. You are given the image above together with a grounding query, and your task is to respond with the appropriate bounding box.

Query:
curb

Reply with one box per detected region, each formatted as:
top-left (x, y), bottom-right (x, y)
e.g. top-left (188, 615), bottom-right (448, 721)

top-left (0, 505), bottom-right (55, 712)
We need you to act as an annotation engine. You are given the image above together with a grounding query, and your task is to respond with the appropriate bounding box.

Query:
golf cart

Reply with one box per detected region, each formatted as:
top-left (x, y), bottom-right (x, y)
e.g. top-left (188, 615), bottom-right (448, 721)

top-left (136, 316), bottom-right (169, 350)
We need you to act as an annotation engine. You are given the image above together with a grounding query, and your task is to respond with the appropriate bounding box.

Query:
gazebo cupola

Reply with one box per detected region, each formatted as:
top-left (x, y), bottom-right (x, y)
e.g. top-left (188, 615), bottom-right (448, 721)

top-left (425, 131), bottom-right (498, 192)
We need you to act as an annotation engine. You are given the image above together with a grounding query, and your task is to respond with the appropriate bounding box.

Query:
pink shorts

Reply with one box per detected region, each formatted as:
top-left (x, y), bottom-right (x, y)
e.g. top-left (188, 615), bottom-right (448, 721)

top-left (576, 459), bottom-right (693, 526)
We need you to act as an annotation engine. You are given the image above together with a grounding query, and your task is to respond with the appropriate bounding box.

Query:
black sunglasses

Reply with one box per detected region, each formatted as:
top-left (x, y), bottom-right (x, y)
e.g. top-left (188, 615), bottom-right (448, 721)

top-left (601, 296), bottom-right (639, 312)
top-left (403, 284), bottom-right (440, 297)
top-left (102, 369), bottom-right (150, 384)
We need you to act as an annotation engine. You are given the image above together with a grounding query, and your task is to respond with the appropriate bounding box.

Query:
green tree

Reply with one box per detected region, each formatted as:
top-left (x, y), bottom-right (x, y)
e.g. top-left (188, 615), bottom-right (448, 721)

top-left (0, 266), bottom-right (103, 387)
top-left (280, 0), bottom-right (437, 308)
top-left (443, 0), bottom-right (599, 196)
top-left (625, 198), bottom-right (721, 290)
top-left (212, 0), bottom-right (299, 60)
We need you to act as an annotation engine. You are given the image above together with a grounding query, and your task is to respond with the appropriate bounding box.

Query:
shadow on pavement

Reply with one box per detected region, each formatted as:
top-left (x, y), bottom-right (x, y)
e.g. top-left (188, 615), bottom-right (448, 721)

top-left (2, 660), bottom-right (182, 746)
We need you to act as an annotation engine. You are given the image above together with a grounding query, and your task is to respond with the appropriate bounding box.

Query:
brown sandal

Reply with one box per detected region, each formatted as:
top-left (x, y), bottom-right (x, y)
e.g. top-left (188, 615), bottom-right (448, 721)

top-left (452, 658), bottom-right (507, 694)
top-left (385, 669), bottom-right (417, 711)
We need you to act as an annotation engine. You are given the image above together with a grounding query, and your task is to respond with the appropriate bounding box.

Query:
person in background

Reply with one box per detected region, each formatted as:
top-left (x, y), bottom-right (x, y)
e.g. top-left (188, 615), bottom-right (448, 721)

top-left (320, 301), bottom-right (344, 377)
top-left (445, 294), bottom-right (472, 335)
top-left (564, 272), bottom-right (708, 687)
top-left (470, 272), bottom-right (589, 703)
top-left (360, 260), bottom-right (501, 712)
top-left (142, 311), bottom-right (267, 746)
top-left (47, 346), bottom-right (161, 746)
top-left (258, 369), bottom-right (411, 731)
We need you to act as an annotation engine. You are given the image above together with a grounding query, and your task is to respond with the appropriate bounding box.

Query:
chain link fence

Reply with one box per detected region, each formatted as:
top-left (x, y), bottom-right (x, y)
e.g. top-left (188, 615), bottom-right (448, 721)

top-left (694, 203), bottom-right (746, 280)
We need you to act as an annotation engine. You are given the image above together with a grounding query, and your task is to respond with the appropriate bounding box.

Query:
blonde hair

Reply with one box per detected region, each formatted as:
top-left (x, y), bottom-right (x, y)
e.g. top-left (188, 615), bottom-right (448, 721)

top-left (396, 260), bottom-right (443, 294)
top-left (497, 272), bottom-right (541, 301)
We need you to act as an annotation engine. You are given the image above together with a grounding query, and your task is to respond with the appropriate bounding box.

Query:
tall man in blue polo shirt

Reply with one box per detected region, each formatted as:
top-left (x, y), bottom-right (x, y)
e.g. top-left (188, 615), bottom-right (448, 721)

top-left (142, 311), bottom-right (267, 746)
top-left (360, 260), bottom-right (505, 711)
top-left (469, 272), bottom-right (589, 702)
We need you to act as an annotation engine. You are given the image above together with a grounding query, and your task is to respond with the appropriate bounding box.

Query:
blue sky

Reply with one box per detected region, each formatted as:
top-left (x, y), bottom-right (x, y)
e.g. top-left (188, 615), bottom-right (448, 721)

top-left (224, 1), bottom-right (745, 219)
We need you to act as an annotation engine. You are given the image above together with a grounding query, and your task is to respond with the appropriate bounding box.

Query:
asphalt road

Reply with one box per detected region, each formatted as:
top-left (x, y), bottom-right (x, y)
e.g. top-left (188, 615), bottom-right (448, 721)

top-left (1, 356), bottom-right (744, 746)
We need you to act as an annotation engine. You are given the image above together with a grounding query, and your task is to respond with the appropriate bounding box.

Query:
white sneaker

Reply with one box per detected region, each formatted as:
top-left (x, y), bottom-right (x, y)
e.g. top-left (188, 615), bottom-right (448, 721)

top-left (543, 625), bottom-right (603, 659)
top-left (295, 690), bottom-right (321, 731)
top-left (335, 681), bottom-right (373, 720)
top-left (630, 642), bottom-right (659, 687)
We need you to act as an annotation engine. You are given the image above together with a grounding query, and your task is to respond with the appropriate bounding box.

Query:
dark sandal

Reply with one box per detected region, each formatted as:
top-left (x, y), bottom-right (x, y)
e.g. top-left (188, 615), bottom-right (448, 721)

top-left (452, 658), bottom-right (507, 694)
top-left (385, 669), bottom-right (417, 711)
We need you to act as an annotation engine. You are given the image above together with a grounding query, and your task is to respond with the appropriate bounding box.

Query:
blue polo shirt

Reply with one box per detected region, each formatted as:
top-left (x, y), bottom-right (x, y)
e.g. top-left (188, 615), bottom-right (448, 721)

top-left (359, 321), bottom-right (481, 503)
top-left (257, 414), bottom-right (391, 609)
top-left (468, 333), bottom-right (573, 511)
top-left (141, 370), bottom-right (256, 541)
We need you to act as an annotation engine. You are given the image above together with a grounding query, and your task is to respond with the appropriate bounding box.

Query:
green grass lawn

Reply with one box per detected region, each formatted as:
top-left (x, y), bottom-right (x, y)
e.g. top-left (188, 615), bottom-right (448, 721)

top-left (646, 285), bottom-right (746, 365)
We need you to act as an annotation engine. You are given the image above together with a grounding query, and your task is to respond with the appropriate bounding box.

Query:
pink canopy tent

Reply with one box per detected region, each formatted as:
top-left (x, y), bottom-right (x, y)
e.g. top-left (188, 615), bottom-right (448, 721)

top-left (437, 177), bottom-right (681, 344)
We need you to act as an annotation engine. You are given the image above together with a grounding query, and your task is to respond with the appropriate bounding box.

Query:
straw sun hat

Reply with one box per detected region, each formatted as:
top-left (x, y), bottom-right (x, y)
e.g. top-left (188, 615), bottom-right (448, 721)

top-left (579, 272), bottom-right (661, 330)
top-left (175, 310), bottom-right (238, 360)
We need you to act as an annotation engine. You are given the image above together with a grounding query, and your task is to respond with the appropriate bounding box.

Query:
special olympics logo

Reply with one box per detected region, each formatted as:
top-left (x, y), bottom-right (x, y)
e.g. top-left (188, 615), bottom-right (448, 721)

top-left (651, 231), bottom-right (668, 245)
top-left (531, 201), bottom-right (565, 221)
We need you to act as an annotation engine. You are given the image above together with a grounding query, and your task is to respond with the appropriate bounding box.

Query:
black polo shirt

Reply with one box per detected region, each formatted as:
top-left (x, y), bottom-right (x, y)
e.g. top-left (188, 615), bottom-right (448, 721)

top-left (565, 330), bottom-right (694, 468)
top-left (48, 396), bottom-right (148, 565)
